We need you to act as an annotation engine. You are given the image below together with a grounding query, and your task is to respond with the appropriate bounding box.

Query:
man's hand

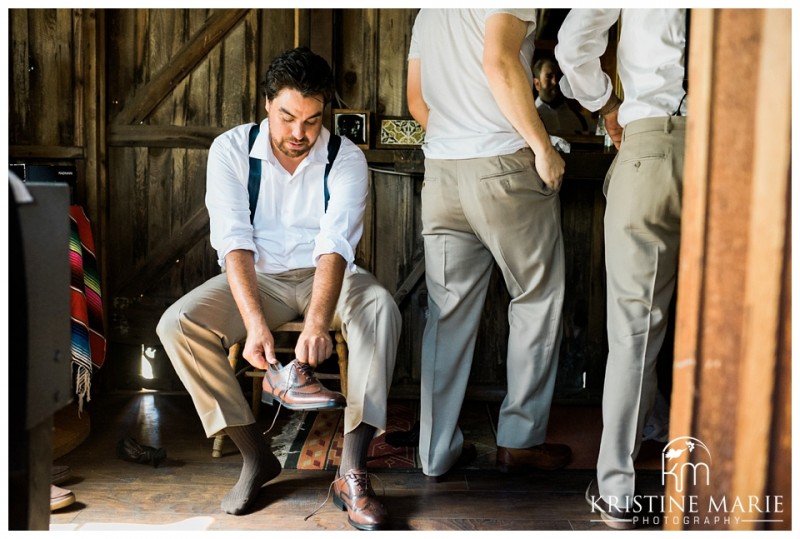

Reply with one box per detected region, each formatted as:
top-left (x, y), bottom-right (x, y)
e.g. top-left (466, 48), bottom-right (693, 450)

top-left (295, 325), bottom-right (333, 368)
top-left (298, 253), bottom-right (346, 368)
top-left (604, 109), bottom-right (623, 149)
top-left (535, 144), bottom-right (566, 191)
top-left (225, 249), bottom-right (280, 369)
top-left (242, 325), bottom-right (278, 370)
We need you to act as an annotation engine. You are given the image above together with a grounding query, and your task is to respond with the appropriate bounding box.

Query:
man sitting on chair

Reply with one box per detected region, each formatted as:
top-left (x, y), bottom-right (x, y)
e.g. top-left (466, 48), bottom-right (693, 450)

top-left (157, 47), bottom-right (401, 530)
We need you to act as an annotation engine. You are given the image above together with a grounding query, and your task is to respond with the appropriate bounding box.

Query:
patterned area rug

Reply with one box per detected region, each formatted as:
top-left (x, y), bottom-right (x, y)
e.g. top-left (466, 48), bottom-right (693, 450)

top-left (272, 400), bottom-right (663, 472)
top-left (281, 399), bottom-right (421, 471)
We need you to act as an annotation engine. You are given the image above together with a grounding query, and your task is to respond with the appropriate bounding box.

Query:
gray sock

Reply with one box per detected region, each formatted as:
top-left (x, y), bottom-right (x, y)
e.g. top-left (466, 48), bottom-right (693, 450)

top-left (339, 423), bottom-right (376, 475)
top-left (220, 424), bottom-right (281, 515)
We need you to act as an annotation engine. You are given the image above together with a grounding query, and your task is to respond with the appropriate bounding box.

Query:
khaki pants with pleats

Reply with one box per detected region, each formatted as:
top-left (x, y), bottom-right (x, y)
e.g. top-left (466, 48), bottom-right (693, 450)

top-left (157, 266), bottom-right (401, 438)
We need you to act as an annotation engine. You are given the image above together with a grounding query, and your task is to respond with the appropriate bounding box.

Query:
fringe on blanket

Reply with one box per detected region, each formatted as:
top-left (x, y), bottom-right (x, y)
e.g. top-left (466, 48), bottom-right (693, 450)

top-left (69, 205), bottom-right (106, 414)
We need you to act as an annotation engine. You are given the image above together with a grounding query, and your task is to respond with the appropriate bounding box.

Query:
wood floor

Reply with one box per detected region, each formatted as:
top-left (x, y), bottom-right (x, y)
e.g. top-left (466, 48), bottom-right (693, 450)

top-left (48, 391), bottom-right (664, 531)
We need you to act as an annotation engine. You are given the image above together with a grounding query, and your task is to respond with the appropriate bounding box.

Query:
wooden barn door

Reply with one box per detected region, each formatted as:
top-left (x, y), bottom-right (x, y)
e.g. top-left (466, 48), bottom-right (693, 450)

top-left (102, 9), bottom-right (425, 391)
top-left (665, 9), bottom-right (791, 531)
top-left (105, 9), bottom-right (296, 389)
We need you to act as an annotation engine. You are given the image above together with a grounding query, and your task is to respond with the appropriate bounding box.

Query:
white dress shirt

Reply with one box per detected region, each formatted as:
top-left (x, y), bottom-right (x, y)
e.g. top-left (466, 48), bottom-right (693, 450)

top-left (205, 119), bottom-right (368, 274)
top-left (555, 9), bottom-right (687, 126)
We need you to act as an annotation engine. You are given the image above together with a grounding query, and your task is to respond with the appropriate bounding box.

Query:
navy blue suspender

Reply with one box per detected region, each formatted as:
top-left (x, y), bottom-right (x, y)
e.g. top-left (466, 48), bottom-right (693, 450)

top-left (246, 123), bottom-right (342, 224)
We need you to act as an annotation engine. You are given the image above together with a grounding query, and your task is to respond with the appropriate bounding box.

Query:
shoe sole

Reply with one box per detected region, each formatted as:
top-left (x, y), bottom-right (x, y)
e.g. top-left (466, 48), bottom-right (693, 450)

top-left (261, 392), bottom-right (346, 411)
top-left (50, 492), bottom-right (76, 511)
top-left (332, 492), bottom-right (383, 531)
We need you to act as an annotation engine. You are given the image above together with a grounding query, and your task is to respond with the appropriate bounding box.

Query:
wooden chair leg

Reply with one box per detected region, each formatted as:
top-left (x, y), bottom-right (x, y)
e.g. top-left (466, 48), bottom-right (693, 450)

top-left (252, 376), bottom-right (261, 419)
top-left (212, 434), bottom-right (225, 458)
top-left (335, 330), bottom-right (348, 397)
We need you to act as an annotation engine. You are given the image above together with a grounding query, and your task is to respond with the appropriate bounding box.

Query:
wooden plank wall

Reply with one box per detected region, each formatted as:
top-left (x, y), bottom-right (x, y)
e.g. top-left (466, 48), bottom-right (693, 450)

top-left (666, 9), bottom-right (791, 531)
top-left (9, 8), bottom-right (612, 401)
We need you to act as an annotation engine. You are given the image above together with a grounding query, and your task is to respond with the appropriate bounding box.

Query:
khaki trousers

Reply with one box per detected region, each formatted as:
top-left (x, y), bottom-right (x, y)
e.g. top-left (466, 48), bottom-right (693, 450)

top-left (156, 266), bottom-right (401, 438)
top-left (597, 116), bottom-right (685, 507)
top-left (419, 148), bottom-right (565, 476)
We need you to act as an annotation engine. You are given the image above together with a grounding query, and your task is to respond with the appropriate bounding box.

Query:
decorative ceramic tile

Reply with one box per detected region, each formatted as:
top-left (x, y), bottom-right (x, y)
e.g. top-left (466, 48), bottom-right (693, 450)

top-left (379, 118), bottom-right (425, 147)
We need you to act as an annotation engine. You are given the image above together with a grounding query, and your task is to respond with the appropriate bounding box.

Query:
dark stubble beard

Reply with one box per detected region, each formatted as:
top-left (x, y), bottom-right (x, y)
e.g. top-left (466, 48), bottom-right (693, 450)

top-left (274, 135), bottom-right (312, 159)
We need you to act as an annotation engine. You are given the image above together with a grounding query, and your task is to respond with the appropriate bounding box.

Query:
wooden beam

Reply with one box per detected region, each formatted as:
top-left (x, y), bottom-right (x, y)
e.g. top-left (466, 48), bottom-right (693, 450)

top-left (108, 124), bottom-right (224, 148)
top-left (113, 9), bottom-right (249, 126)
top-left (80, 8), bottom-right (109, 332)
top-left (667, 9), bottom-right (791, 531)
top-left (112, 207), bottom-right (209, 297)
top-left (665, 12), bottom-right (715, 528)
top-left (393, 255), bottom-right (425, 306)
top-left (8, 145), bottom-right (85, 160)
top-left (730, 8), bottom-right (791, 530)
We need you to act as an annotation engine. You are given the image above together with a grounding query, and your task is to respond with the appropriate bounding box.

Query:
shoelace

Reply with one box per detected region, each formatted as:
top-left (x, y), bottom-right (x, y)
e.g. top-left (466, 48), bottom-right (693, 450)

top-left (303, 471), bottom-right (385, 521)
top-left (262, 360), bottom-right (314, 435)
top-left (293, 360), bottom-right (318, 382)
top-left (262, 399), bottom-right (283, 435)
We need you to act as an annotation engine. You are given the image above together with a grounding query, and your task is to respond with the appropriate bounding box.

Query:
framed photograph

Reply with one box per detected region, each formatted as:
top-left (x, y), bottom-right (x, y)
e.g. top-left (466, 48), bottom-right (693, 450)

top-left (333, 109), bottom-right (370, 149)
top-left (377, 117), bottom-right (425, 149)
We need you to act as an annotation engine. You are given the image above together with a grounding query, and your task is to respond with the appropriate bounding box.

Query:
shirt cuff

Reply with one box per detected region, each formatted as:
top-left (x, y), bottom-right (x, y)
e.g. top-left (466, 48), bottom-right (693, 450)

top-left (312, 235), bottom-right (357, 272)
top-left (600, 92), bottom-right (622, 116)
top-left (216, 240), bottom-right (258, 270)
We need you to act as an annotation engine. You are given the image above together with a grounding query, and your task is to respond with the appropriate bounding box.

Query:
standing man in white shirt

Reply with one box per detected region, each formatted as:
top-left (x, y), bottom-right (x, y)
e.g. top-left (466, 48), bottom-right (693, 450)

top-left (556, 9), bottom-right (688, 529)
top-left (157, 47), bottom-right (400, 530)
top-left (407, 8), bottom-right (572, 482)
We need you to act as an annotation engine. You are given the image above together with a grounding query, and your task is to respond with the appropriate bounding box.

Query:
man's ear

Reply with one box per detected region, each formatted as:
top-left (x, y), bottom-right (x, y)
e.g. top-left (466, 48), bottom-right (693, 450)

top-left (533, 79), bottom-right (542, 92)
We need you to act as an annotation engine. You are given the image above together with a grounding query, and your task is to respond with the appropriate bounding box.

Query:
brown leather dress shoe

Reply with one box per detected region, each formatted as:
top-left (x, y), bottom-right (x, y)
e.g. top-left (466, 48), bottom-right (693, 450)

top-left (496, 443), bottom-right (572, 472)
top-left (332, 469), bottom-right (388, 530)
top-left (262, 359), bottom-right (346, 411)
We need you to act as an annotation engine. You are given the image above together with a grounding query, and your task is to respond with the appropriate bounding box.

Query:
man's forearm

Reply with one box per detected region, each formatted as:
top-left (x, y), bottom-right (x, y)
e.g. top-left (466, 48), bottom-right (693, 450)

top-left (305, 253), bottom-right (346, 332)
top-left (407, 59), bottom-right (429, 130)
top-left (483, 16), bottom-right (552, 156)
top-left (225, 250), bottom-right (268, 333)
top-left (486, 60), bottom-right (552, 155)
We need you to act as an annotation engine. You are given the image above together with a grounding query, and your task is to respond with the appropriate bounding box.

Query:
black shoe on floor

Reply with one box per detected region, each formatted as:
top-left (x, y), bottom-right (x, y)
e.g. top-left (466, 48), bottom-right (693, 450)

top-left (117, 437), bottom-right (167, 467)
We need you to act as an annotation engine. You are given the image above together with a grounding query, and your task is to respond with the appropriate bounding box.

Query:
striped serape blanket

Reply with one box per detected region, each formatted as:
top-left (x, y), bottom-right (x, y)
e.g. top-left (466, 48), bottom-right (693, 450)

top-left (69, 205), bottom-right (106, 413)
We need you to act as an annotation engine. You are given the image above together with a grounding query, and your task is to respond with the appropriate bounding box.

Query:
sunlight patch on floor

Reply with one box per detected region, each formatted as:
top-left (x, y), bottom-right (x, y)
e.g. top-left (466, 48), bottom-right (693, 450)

top-left (50, 516), bottom-right (214, 531)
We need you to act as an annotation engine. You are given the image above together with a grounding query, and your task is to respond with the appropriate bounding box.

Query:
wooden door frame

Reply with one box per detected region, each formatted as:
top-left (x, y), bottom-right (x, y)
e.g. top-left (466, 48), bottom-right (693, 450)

top-left (666, 9), bottom-right (791, 531)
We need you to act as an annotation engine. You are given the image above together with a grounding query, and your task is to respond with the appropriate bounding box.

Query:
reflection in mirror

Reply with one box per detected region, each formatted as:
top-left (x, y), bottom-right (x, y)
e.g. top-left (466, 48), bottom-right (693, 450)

top-left (532, 9), bottom-right (617, 145)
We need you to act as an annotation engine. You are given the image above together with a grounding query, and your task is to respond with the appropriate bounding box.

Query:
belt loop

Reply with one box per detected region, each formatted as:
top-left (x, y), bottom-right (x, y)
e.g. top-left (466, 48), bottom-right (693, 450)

top-left (664, 116), bottom-right (673, 134)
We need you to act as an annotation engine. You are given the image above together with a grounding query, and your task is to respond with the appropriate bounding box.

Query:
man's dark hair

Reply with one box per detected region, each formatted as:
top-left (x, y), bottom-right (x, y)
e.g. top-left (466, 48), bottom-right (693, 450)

top-left (533, 57), bottom-right (558, 80)
top-left (261, 46), bottom-right (335, 103)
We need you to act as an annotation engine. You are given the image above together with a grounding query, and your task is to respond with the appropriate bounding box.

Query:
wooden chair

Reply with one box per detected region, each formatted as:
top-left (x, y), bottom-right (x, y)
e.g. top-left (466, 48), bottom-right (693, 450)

top-left (211, 318), bottom-right (348, 458)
